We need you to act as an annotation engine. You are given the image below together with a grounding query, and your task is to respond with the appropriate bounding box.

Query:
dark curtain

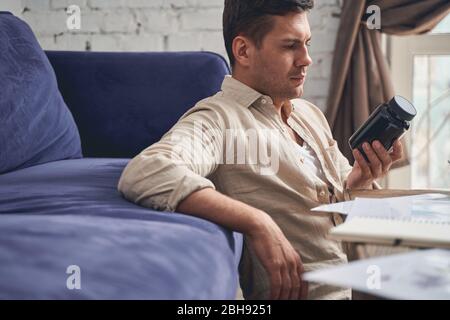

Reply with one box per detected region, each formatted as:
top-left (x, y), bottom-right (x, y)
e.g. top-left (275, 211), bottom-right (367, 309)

top-left (325, 0), bottom-right (450, 167)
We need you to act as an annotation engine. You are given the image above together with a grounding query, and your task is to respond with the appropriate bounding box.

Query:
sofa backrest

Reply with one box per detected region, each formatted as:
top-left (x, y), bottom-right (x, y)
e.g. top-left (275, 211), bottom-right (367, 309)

top-left (46, 51), bottom-right (231, 158)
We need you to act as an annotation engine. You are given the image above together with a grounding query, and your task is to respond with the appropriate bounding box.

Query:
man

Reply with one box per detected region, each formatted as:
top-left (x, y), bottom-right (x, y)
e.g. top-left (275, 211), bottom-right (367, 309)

top-left (118, 0), bottom-right (403, 300)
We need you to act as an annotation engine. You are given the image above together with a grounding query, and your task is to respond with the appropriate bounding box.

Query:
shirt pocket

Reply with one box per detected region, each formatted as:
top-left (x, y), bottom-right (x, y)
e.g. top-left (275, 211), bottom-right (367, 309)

top-left (324, 140), bottom-right (340, 163)
top-left (322, 140), bottom-right (343, 184)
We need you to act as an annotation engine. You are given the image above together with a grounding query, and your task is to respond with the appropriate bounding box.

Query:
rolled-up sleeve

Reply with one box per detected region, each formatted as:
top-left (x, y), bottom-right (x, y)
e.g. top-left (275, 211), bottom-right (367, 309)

top-left (118, 107), bottom-right (224, 212)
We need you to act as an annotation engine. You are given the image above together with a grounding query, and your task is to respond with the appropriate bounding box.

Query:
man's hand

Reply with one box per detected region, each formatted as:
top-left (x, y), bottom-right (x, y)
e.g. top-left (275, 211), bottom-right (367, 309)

top-left (247, 212), bottom-right (308, 300)
top-left (346, 139), bottom-right (403, 189)
top-left (176, 188), bottom-right (307, 300)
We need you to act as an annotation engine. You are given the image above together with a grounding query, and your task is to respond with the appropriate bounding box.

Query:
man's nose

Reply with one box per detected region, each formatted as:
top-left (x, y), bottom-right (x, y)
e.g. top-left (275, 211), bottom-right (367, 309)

top-left (295, 49), bottom-right (313, 68)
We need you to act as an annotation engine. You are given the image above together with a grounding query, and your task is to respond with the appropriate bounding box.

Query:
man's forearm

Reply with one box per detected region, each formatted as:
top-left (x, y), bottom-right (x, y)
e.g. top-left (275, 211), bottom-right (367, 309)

top-left (176, 187), bottom-right (266, 235)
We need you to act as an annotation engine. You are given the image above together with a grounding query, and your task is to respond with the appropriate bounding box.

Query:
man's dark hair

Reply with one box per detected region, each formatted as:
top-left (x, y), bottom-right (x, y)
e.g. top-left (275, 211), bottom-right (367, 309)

top-left (223, 0), bottom-right (314, 68)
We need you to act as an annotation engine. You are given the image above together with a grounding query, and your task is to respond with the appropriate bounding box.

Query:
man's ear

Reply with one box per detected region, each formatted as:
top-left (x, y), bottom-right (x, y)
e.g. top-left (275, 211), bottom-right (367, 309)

top-left (232, 35), bottom-right (253, 68)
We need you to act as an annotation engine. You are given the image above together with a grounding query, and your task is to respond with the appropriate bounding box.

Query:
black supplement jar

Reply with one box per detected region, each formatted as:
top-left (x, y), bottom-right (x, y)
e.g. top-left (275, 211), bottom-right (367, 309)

top-left (349, 95), bottom-right (417, 162)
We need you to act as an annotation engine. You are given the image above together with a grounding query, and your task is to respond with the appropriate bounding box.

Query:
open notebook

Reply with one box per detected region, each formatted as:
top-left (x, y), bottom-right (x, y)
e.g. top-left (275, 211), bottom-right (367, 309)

top-left (329, 217), bottom-right (450, 248)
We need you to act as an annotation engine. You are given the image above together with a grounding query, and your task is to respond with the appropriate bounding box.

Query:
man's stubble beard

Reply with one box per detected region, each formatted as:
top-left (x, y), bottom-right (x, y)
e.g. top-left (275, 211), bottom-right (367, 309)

top-left (258, 72), bottom-right (294, 101)
top-left (254, 59), bottom-right (304, 101)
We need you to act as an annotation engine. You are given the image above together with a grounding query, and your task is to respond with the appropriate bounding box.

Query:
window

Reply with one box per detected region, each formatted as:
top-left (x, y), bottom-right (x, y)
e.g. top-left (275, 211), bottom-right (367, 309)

top-left (386, 13), bottom-right (450, 190)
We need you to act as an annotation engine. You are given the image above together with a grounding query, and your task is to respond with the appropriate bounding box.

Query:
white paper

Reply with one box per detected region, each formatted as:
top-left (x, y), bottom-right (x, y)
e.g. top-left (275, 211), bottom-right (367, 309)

top-left (411, 199), bottom-right (450, 222)
top-left (311, 200), bottom-right (354, 214)
top-left (311, 193), bottom-right (449, 222)
top-left (303, 249), bottom-right (450, 300)
top-left (347, 193), bottom-right (450, 222)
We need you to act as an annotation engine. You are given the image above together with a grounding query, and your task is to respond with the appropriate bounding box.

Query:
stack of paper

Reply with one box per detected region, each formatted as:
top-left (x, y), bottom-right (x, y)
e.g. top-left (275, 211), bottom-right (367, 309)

top-left (312, 193), bottom-right (449, 221)
top-left (311, 193), bottom-right (450, 248)
top-left (303, 249), bottom-right (450, 300)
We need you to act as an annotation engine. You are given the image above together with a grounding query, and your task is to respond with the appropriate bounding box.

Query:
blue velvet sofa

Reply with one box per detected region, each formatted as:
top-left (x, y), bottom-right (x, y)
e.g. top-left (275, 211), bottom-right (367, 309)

top-left (0, 12), bottom-right (243, 299)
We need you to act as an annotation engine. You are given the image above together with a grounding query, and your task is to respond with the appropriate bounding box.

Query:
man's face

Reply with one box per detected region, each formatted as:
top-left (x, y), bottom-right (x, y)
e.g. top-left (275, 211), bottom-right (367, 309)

top-left (247, 11), bottom-right (313, 102)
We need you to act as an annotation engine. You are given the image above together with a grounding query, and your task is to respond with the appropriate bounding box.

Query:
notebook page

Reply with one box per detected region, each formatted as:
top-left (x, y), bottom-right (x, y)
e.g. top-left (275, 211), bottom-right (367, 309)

top-left (347, 193), bottom-right (450, 222)
top-left (330, 217), bottom-right (450, 248)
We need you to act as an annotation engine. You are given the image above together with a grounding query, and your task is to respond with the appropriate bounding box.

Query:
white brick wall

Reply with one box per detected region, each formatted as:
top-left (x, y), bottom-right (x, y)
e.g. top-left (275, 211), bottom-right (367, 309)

top-left (1, 0), bottom-right (23, 15)
top-left (304, 0), bottom-right (342, 111)
top-left (3, 0), bottom-right (343, 111)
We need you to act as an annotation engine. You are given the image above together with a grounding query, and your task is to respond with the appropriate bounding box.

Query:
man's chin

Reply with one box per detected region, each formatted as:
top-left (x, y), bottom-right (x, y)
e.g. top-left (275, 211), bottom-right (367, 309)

top-left (291, 86), bottom-right (304, 99)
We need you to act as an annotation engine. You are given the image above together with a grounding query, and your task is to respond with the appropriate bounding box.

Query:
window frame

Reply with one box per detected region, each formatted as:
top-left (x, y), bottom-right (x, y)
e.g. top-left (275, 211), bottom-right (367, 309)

top-left (385, 32), bottom-right (450, 189)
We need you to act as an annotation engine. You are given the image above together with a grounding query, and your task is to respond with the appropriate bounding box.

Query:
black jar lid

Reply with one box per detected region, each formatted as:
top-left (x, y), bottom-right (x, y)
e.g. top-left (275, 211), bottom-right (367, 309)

top-left (388, 95), bottom-right (417, 121)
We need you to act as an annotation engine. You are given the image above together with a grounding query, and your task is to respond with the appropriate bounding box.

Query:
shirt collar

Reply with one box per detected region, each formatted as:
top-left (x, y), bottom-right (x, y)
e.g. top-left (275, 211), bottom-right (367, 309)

top-left (221, 75), bottom-right (262, 108)
top-left (221, 75), bottom-right (295, 117)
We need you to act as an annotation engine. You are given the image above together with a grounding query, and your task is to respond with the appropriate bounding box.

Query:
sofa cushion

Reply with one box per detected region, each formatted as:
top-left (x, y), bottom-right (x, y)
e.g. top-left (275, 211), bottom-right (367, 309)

top-left (0, 158), bottom-right (242, 299)
top-left (0, 12), bottom-right (82, 174)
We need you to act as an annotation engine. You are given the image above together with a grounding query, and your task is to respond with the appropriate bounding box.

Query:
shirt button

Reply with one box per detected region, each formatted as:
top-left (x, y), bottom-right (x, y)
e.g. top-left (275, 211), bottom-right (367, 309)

top-left (319, 191), bottom-right (326, 197)
top-left (261, 99), bottom-right (267, 104)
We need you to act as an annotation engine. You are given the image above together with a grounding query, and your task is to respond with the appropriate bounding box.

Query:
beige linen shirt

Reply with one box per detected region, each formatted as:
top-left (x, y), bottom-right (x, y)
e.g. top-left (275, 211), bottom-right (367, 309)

top-left (118, 75), bottom-right (374, 300)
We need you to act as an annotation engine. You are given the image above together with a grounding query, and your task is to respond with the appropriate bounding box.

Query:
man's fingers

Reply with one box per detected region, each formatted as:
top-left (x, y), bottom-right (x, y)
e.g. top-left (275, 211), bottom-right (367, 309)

top-left (296, 259), bottom-right (308, 300)
top-left (353, 149), bottom-right (372, 179)
top-left (269, 268), bottom-right (282, 300)
top-left (390, 139), bottom-right (403, 162)
top-left (288, 256), bottom-right (301, 300)
top-left (372, 140), bottom-right (392, 173)
top-left (279, 266), bottom-right (292, 300)
top-left (362, 142), bottom-right (382, 178)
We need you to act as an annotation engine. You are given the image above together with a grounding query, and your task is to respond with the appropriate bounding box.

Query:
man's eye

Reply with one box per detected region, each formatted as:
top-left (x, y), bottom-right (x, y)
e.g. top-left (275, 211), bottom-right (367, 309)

top-left (285, 42), bottom-right (310, 49)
